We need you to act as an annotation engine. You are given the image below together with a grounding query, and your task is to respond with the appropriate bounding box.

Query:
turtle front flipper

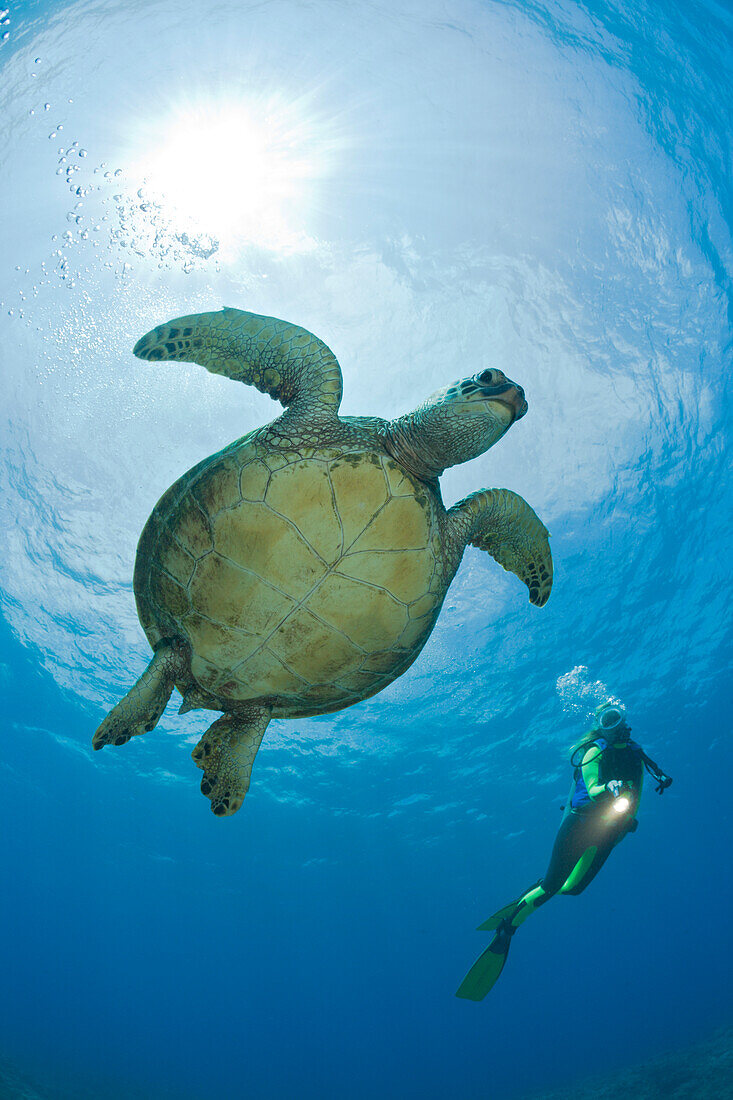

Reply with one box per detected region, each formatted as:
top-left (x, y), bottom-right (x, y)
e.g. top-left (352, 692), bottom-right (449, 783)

top-left (192, 705), bottom-right (271, 816)
top-left (92, 639), bottom-right (189, 750)
top-left (448, 488), bottom-right (553, 607)
top-left (133, 307), bottom-right (343, 419)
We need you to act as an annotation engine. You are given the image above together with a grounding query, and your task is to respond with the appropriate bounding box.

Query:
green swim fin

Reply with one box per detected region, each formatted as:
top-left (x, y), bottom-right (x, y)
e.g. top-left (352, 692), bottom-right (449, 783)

top-left (476, 899), bottom-right (520, 931)
top-left (456, 922), bottom-right (515, 1000)
top-left (476, 881), bottom-right (543, 930)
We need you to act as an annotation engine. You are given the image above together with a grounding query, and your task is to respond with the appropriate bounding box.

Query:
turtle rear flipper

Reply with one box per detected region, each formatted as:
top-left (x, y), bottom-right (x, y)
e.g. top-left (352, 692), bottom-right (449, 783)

top-left (92, 639), bottom-right (188, 749)
top-left (192, 706), bottom-right (271, 816)
top-left (448, 488), bottom-right (552, 607)
top-left (133, 307), bottom-right (343, 420)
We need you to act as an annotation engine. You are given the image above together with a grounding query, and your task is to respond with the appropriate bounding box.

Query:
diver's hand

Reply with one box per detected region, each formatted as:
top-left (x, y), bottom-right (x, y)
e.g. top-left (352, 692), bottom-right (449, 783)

top-left (606, 780), bottom-right (624, 798)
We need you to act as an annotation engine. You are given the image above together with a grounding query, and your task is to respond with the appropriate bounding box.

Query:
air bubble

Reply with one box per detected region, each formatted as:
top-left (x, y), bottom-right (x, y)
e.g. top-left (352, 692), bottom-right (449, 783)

top-left (79, 149), bottom-right (87, 158)
top-left (44, 103), bottom-right (50, 111)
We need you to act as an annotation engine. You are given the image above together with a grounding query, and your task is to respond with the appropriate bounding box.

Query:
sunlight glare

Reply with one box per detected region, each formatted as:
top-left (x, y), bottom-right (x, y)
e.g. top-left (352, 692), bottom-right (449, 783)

top-left (133, 99), bottom-right (327, 249)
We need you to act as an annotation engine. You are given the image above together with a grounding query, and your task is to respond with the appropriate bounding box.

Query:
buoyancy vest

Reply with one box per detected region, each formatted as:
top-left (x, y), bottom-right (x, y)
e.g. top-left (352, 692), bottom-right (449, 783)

top-left (570, 737), bottom-right (644, 811)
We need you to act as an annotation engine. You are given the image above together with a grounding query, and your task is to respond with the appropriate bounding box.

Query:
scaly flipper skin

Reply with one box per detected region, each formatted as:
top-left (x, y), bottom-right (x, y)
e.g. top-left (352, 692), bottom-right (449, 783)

top-left (133, 307), bottom-right (343, 419)
top-left (92, 639), bottom-right (189, 749)
top-left (191, 706), bottom-right (271, 816)
top-left (448, 488), bottom-right (553, 606)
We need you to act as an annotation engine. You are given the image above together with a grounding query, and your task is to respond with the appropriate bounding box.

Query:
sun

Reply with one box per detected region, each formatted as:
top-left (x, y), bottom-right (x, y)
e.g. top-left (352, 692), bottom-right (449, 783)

top-left (131, 97), bottom-right (332, 249)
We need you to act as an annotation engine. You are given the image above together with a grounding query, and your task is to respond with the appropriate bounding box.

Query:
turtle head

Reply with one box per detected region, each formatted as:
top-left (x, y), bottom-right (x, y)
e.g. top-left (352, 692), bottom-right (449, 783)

top-left (382, 368), bottom-right (528, 482)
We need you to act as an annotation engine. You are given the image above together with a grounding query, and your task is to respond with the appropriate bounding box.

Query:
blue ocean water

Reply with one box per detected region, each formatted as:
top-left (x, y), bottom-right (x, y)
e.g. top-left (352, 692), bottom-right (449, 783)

top-left (0, 1), bottom-right (731, 1097)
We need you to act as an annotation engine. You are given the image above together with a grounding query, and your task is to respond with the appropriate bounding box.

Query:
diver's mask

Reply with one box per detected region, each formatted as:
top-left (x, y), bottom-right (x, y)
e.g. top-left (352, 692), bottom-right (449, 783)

top-left (595, 702), bottom-right (628, 737)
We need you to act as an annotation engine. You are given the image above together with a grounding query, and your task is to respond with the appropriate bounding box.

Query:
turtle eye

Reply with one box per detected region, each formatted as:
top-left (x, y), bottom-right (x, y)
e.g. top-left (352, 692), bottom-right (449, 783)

top-left (477, 369), bottom-right (501, 385)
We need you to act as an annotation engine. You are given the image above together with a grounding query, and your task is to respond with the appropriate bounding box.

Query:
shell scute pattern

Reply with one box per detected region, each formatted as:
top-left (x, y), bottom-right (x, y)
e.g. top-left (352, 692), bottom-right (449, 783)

top-left (350, 495), bottom-right (429, 553)
top-left (232, 646), bottom-right (303, 699)
top-left (183, 613), bottom-right (260, 671)
top-left (173, 495), bottom-right (214, 559)
top-left (239, 460), bottom-right (270, 502)
top-left (329, 456), bottom-right (390, 547)
top-left (191, 453), bottom-right (243, 517)
top-left (336, 547), bottom-right (433, 605)
top-left (150, 567), bottom-right (188, 620)
top-left (306, 573), bottom-right (408, 652)
top-left (137, 440), bottom-right (445, 714)
top-left (190, 552), bottom-right (295, 634)
top-left (264, 461), bottom-right (342, 564)
top-left (398, 613), bottom-right (436, 652)
top-left (212, 504), bottom-right (327, 600)
top-left (268, 607), bottom-right (362, 685)
top-left (156, 529), bottom-right (195, 588)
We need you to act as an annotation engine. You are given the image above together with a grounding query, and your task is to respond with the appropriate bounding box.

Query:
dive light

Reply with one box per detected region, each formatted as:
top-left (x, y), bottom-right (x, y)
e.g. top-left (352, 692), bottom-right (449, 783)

top-left (607, 779), bottom-right (633, 815)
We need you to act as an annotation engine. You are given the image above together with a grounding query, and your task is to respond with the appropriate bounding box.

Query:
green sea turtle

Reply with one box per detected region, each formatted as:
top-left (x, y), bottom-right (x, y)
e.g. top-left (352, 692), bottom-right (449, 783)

top-left (93, 307), bottom-right (552, 815)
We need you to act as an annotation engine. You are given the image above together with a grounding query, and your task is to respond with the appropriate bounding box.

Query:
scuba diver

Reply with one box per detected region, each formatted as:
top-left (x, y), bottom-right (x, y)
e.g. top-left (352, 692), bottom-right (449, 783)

top-left (456, 701), bottom-right (672, 1001)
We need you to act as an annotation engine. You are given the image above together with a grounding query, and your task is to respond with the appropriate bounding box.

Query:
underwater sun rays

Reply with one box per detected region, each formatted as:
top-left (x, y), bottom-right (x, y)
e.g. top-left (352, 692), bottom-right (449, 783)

top-left (128, 95), bottom-right (340, 252)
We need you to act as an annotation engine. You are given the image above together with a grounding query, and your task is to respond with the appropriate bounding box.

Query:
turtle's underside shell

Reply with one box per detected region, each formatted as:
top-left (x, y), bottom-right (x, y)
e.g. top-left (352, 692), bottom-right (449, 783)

top-left (134, 438), bottom-right (449, 718)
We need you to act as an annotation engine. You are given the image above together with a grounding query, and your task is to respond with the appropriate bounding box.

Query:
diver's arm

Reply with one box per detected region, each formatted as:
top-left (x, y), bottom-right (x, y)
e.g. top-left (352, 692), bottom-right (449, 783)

top-left (582, 748), bottom-right (645, 805)
top-left (641, 751), bottom-right (673, 792)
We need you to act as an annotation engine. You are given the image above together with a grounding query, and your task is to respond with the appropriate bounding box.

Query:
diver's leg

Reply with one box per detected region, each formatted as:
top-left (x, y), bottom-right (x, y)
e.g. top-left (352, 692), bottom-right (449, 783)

top-left (504, 813), bottom-right (592, 927)
top-left (93, 638), bottom-right (189, 749)
top-left (457, 816), bottom-right (584, 1000)
top-left (192, 705), bottom-right (271, 816)
top-left (457, 813), bottom-right (601, 1000)
top-left (560, 821), bottom-right (629, 895)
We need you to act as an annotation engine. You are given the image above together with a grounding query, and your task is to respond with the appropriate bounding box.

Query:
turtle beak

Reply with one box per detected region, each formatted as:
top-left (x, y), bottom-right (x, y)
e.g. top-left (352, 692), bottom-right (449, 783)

top-left (475, 370), bottom-right (528, 422)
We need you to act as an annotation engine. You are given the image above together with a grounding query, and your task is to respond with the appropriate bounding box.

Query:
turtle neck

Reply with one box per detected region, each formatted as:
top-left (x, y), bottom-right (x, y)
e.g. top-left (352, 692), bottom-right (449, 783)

top-left (378, 415), bottom-right (445, 485)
